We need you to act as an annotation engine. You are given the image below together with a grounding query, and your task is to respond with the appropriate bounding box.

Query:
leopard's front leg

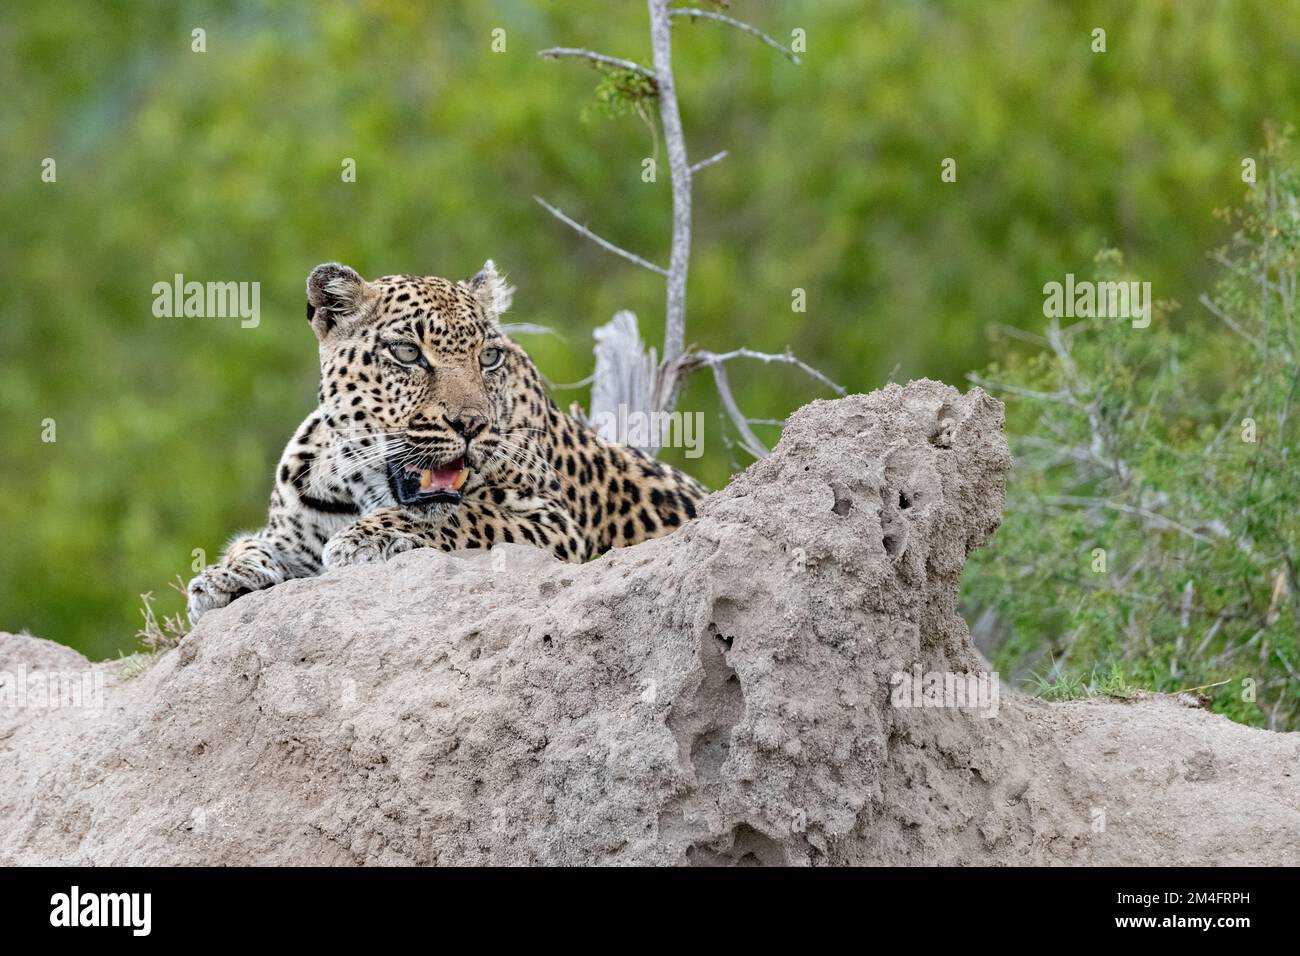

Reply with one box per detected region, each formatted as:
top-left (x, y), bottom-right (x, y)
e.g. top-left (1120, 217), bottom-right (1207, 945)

top-left (186, 495), bottom-right (339, 623)
top-left (187, 527), bottom-right (296, 623)
top-left (187, 411), bottom-right (360, 623)
top-left (322, 491), bottom-right (587, 569)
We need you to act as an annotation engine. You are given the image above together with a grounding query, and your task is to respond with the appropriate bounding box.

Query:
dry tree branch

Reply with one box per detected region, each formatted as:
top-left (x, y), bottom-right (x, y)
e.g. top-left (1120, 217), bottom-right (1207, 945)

top-left (536, 47), bottom-right (658, 83)
top-left (588, 311), bottom-right (659, 444)
top-left (537, 2), bottom-right (836, 460)
top-left (989, 322), bottom-right (1050, 347)
top-left (967, 373), bottom-right (1080, 408)
top-left (648, 0), bottom-right (692, 370)
top-left (548, 374), bottom-right (596, 390)
top-left (533, 196), bottom-right (669, 276)
top-left (1045, 320), bottom-right (1130, 485)
top-left (689, 150), bottom-right (728, 175)
top-left (704, 360), bottom-right (769, 459)
top-left (501, 322), bottom-right (561, 338)
top-left (696, 347), bottom-right (847, 396)
top-left (668, 8), bottom-right (802, 64)
top-left (1199, 292), bottom-right (1264, 347)
top-left (1043, 495), bottom-right (1217, 543)
top-left (670, 346), bottom-right (846, 458)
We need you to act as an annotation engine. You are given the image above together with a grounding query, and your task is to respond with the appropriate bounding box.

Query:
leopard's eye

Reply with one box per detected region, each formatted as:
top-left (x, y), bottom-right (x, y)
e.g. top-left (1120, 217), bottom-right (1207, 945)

top-left (479, 346), bottom-right (504, 370)
top-left (388, 342), bottom-right (421, 364)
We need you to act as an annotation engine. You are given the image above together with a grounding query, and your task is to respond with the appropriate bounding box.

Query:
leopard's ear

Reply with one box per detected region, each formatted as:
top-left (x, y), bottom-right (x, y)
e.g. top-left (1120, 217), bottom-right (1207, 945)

top-left (463, 259), bottom-right (514, 321)
top-left (306, 263), bottom-right (369, 340)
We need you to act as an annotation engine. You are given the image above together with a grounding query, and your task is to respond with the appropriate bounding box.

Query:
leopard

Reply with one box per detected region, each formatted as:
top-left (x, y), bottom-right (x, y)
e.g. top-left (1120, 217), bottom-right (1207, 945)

top-left (185, 260), bottom-right (707, 623)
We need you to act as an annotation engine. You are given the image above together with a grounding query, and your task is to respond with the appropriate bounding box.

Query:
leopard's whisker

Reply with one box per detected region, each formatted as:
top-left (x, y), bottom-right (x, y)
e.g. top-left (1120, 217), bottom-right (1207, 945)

top-left (494, 439), bottom-right (550, 475)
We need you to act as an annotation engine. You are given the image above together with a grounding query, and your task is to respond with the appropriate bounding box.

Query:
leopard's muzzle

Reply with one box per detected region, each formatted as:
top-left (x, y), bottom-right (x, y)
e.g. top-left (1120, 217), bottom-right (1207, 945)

top-left (387, 452), bottom-right (471, 506)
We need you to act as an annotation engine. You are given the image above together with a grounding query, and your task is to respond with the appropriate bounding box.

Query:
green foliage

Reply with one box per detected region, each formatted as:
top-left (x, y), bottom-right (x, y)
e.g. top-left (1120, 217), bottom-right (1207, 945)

top-left (1028, 661), bottom-right (1148, 702)
top-left (1028, 667), bottom-right (1090, 702)
top-left (964, 131), bottom-right (1300, 729)
top-left (583, 66), bottom-right (658, 122)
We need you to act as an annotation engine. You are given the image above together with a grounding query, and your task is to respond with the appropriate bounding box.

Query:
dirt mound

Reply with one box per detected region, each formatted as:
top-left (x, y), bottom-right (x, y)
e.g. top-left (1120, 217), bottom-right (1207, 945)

top-left (2, 380), bottom-right (1296, 865)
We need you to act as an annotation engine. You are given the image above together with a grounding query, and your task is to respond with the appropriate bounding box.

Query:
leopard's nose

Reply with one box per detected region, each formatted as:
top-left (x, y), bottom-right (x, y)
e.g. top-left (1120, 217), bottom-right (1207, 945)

top-left (446, 412), bottom-right (487, 439)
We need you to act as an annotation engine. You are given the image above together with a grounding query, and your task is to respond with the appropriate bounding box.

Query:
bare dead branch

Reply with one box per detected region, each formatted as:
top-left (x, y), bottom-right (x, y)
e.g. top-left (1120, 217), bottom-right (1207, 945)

top-left (1043, 495), bottom-right (1216, 543)
top-left (589, 311), bottom-right (661, 449)
top-left (1199, 292), bottom-right (1263, 347)
top-left (1045, 320), bottom-right (1130, 485)
top-left (501, 322), bottom-right (562, 338)
top-left (549, 374), bottom-right (596, 390)
top-left (673, 347), bottom-right (844, 459)
top-left (967, 373), bottom-right (1080, 408)
top-left (1196, 612), bottom-right (1227, 656)
top-left (534, 196), bottom-right (669, 276)
top-left (696, 347), bottom-right (847, 395)
top-left (706, 360), bottom-right (770, 459)
top-left (1016, 436), bottom-right (1113, 473)
top-left (648, 0), bottom-right (692, 372)
top-left (536, 47), bottom-right (657, 83)
top-left (669, 8), bottom-right (802, 64)
top-left (1211, 249), bottom-right (1281, 294)
top-left (545, 3), bottom-right (827, 462)
top-left (989, 322), bottom-right (1049, 347)
top-left (688, 150), bottom-right (728, 175)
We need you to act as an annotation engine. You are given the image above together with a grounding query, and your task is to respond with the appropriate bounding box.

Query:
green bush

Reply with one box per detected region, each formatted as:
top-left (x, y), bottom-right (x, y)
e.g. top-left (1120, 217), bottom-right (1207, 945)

top-left (963, 130), bottom-right (1300, 729)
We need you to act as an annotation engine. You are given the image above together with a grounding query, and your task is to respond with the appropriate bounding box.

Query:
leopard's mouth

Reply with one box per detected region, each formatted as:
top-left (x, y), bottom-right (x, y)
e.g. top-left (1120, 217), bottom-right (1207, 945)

top-left (388, 455), bottom-right (470, 506)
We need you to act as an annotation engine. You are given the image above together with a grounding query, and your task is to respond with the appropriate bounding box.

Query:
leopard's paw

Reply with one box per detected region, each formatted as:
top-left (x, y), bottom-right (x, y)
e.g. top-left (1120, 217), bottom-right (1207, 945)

top-left (186, 539), bottom-right (285, 625)
top-left (186, 565), bottom-right (259, 625)
top-left (322, 527), bottom-right (417, 570)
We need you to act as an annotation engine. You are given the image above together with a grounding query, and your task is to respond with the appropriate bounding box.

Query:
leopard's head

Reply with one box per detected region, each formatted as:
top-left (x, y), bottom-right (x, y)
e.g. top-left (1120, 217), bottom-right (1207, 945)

top-left (306, 260), bottom-right (523, 507)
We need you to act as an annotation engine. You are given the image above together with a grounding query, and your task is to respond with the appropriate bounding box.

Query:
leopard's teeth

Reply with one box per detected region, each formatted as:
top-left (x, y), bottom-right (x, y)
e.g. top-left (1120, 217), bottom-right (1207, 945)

top-left (419, 468), bottom-right (435, 491)
top-left (452, 467), bottom-right (470, 491)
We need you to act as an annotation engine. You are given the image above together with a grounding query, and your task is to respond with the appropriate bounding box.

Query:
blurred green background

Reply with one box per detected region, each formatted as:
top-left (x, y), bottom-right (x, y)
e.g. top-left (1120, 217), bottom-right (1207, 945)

top-left (3, 0), bottom-right (1298, 659)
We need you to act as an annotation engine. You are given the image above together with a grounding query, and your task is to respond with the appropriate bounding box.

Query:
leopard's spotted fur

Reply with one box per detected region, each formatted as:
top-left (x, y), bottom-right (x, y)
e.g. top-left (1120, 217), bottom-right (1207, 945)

top-left (186, 261), bottom-right (706, 623)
